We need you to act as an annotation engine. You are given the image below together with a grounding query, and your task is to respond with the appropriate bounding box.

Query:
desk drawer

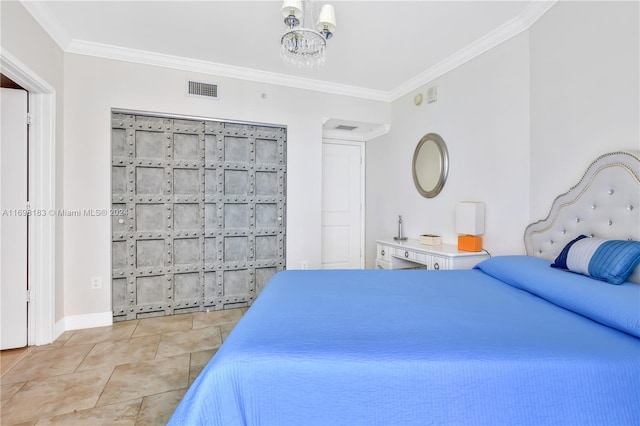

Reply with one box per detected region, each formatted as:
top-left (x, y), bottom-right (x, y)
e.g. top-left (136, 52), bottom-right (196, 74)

top-left (392, 248), bottom-right (428, 263)
top-left (392, 247), bottom-right (415, 260)
top-left (430, 256), bottom-right (449, 270)
top-left (377, 244), bottom-right (391, 261)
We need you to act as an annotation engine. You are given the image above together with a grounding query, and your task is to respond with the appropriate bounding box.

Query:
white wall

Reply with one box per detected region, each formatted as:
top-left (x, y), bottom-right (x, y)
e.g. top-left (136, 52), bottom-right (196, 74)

top-left (62, 54), bottom-right (390, 317)
top-left (5, 0), bottom-right (638, 323)
top-left (529, 0), bottom-right (640, 221)
top-left (1, 1), bottom-right (66, 322)
top-left (366, 1), bottom-right (640, 269)
top-left (366, 33), bottom-right (531, 267)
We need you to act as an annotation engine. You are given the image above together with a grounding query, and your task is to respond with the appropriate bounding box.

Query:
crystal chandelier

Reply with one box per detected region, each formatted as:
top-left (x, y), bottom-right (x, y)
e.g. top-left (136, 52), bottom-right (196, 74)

top-left (280, 0), bottom-right (336, 68)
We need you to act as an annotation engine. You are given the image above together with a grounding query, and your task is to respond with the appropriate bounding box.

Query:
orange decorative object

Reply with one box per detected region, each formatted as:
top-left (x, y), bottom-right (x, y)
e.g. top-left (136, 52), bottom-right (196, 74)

top-left (458, 235), bottom-right (483, 252)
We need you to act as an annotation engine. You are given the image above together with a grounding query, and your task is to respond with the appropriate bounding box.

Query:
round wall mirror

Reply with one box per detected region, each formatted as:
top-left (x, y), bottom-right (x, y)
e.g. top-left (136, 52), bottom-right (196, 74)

top-left (412, 133), bottom-right (449, 198)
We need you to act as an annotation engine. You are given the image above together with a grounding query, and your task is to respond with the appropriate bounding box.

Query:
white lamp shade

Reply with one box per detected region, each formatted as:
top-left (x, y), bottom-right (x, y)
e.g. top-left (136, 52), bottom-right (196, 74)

top-left (316, 4), bottom-right (336, 32)
top-left (456, 202), bottom-right (485, 235)
top-left (281, 0), bottom-right (303, 19)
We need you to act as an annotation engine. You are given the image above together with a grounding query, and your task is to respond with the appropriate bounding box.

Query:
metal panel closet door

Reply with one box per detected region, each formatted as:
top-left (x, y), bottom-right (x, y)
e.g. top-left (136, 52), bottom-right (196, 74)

top-left (112, 112), bottom-right (286, 321)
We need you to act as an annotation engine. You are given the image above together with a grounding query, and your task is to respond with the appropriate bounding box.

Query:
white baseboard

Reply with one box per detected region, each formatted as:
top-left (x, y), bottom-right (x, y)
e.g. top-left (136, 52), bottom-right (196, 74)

top-left (53, 311), bottom-right (113, 341)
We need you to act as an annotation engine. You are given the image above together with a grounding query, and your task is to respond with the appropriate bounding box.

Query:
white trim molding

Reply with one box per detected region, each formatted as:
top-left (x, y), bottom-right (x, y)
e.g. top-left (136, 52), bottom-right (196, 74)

top-left (0, 48), bottom-right (57, 346)
top-left (54, 312), bottom-right (113, 337)
top-left (20, 0), bottom-right (557, 103)
top-left (388, 1), bottom-right (557, 100)
top-left (66, 39), bottom-right (391, 102)
top-left (18, 0), bottom-right (72, 50)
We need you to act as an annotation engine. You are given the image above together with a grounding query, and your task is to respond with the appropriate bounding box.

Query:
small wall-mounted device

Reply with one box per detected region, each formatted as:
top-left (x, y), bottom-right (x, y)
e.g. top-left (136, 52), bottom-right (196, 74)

top-left (427, 86), bottom-right (438, 103)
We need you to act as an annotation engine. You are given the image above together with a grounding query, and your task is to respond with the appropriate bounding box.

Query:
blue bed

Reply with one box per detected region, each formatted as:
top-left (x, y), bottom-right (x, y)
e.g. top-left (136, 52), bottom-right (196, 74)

top-left (170, 151), bottom-right (640, 425)
top-left (169, 256), bottom-right (640, 425)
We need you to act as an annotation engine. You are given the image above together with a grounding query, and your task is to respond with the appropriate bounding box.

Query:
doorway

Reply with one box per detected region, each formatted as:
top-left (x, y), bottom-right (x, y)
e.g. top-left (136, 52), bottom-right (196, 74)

top-left (320, 119), bottom-right (390, 270)
top-left (321, 140), bottom-right (364, 269)
top-left (1, 50), bottom-right (57, 346)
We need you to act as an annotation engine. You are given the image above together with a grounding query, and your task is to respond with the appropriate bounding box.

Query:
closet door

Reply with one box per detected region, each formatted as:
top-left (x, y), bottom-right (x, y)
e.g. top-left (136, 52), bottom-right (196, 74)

top-left (112, 113), bottom-right (286, 321)
top-left (1, 88), bottom-right (28, 349)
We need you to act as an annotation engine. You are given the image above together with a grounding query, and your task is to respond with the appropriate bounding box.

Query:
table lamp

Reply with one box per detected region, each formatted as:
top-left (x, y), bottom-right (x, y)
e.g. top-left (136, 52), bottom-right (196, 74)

top-left (456, 202), bottom-right (485, 252)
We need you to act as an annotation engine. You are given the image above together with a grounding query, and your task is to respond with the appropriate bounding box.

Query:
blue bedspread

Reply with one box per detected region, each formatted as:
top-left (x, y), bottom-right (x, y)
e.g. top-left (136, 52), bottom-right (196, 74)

top-left (169, 256), bottom-right (640, 425)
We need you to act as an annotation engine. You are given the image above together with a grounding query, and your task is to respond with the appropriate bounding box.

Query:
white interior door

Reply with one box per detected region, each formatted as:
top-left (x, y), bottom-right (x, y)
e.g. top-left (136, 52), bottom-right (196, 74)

top-left (321, 140), bottom-right (364, 269)
top-left (1, 88), bottom-right (29, 349)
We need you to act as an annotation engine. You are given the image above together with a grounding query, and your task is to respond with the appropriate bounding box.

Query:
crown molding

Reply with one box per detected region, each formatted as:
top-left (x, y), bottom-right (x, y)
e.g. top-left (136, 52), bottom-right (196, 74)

top-left (388, 1), bottom-right (557, 101)
top-left (19, 0), bottom-right (72, 50)
top-left (21, 0), bottom-right (556, 103)
top-left (66, 39), bottom-right (391, 102)
top-left (516, 0), bottom-right (558, 29)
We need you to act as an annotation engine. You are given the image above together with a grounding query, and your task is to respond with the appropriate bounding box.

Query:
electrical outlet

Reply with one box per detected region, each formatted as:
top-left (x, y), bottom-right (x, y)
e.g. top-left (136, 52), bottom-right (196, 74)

top-left (90, 276), bottom-right (102, 289)
top-left (301, 261), bottom-right (308, 270)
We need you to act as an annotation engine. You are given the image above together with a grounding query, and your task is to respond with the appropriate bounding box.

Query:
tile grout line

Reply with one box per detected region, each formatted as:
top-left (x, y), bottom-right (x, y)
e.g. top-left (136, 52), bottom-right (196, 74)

top-left (133, 395), bottom-right (145, 424)
top-left (92, 350), bottom-right (132, 411)
top-left (0, 380), bottom-right (27, 411)
top-left (76, 341), bottom-right (107, 414)
top-left (0, 347), bottom-right (34, 379)
top-left (151, 319), bottom-right (164, 360)
top-left (77, 320), bottom-right (139, 412)
top-left (59, 329), bottom-right (77, 347)
top-left (73, 342), bottom-right (97, 375)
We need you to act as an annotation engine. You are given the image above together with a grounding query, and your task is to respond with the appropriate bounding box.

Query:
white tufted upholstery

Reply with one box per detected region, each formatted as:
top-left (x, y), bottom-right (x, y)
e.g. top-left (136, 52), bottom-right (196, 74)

top-left (524, 151), bottom-right (640, 283)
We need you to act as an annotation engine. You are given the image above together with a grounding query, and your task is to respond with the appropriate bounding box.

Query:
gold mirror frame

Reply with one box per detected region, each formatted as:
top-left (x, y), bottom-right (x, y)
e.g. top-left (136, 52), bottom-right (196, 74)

top-left (412, 133), bottom-right (449, 198)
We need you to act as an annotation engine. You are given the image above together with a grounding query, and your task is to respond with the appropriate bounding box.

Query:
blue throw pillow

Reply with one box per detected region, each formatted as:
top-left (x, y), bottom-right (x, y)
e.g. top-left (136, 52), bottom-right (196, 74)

top-left (552, 235), bottom-right (640, 284)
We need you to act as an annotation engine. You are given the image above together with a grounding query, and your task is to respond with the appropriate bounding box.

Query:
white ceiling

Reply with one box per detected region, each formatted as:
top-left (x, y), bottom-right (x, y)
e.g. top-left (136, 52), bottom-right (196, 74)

top-left (22, 1), bottom-right (555, 101)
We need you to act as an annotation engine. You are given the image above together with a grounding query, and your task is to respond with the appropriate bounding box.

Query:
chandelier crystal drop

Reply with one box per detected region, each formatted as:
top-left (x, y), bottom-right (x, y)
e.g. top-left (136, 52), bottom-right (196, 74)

top-left (280, 0), bottom-right (336, 68)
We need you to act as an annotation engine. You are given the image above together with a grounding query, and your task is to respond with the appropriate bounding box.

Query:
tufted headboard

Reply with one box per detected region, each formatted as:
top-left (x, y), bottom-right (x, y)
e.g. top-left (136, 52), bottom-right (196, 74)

top-left (524, 151), bottom-right (640, 282)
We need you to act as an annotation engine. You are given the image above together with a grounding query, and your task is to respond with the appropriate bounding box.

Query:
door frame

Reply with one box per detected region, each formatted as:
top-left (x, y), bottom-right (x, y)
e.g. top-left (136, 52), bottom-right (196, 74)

top-left (1, 49), bottom-right (56, 345)
top-left (321, 138), bottom-right (365, 269)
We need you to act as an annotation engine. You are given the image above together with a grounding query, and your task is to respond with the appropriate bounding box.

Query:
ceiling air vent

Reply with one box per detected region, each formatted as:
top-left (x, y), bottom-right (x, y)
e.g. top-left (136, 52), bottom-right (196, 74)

top-left (335, 125), bottom-right (358, 131)
top-left (187, 81), bottom-right (219, 99)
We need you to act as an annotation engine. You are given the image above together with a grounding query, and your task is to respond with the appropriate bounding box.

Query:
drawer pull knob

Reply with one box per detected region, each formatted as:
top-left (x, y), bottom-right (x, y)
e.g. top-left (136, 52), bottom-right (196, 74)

top-left (434, 262), bottom-right (440, 270)
top-left (404, 251), bottom-right (409, 258)
top-left (381, 250), bottom-right (385, 256)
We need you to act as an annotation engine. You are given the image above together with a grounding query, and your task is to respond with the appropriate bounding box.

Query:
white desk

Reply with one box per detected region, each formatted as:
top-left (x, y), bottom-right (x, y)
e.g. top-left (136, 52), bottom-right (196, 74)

top-left (376, 238), bottom-right (489, 270)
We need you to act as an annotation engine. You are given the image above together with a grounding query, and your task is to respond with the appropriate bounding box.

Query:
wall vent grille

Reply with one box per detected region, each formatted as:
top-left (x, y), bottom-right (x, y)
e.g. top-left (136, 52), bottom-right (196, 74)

top-left (188, 81), bottom-right (218, 98)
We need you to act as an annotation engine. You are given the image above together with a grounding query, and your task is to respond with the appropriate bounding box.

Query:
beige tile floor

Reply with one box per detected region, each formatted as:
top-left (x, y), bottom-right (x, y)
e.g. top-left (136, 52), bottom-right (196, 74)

top-left (0, 308), bottom-right (245, 425)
